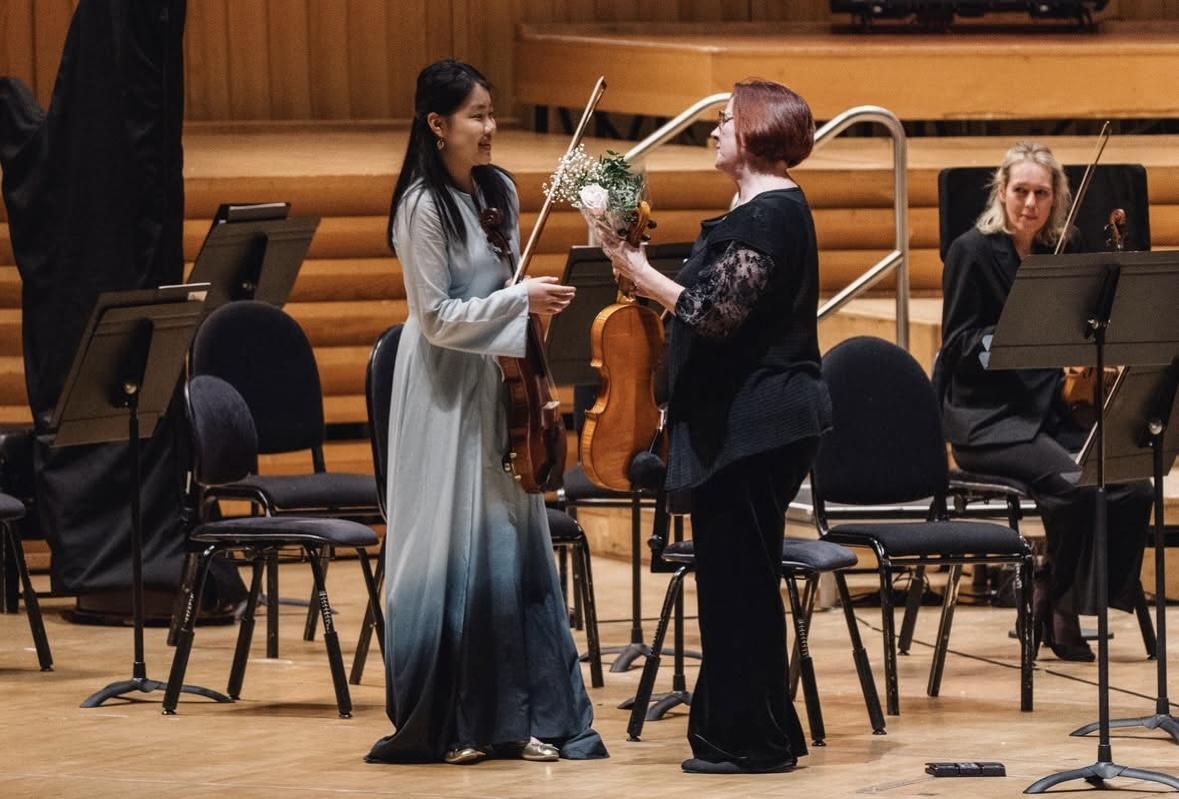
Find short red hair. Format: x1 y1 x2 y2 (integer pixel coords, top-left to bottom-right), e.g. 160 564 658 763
731 80 814 170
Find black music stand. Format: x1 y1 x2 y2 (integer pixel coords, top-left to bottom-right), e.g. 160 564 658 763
55 286 231 709
187 203 319 309
548 243 699 675
1070 361 1179 743
986 250 1179 793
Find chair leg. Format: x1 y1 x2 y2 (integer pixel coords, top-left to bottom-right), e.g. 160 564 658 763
266 551 279 658
878 565 901 716
227 557 265 699
308 548 352 718
627 566 688 741
927 565 963 698
570 545 585 631
835 572 886 734
788 573 821 700
350 536 386 686
163 546 216 714
898 564 926 655
574 537 604 688
1019 554 1034 712
166 550 199 647
1134 580 1157 659
785 571 825 746
2 527 18 613
358 548 385 657
304 547 332 641
6 525 52 671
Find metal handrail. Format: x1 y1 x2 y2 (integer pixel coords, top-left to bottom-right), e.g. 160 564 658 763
623 93 731 164
623 98 910 350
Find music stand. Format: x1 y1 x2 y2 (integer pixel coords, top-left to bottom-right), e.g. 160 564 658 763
548 243 688 385
987 250 1179 792
54 285 231 708
1070 361 1179 743
547 243 700 677
187 202 319 309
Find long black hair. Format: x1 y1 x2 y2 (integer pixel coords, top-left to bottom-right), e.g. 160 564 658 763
388 59 516 254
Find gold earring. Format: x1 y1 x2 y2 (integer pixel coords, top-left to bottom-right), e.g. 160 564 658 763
436 138 445 151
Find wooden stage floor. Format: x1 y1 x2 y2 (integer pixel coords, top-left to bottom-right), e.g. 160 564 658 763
3 557 1179 797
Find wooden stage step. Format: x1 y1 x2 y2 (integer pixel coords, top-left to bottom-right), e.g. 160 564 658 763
514 21 1179 121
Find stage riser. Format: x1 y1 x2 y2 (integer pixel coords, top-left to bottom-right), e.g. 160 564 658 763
515 22 1179 121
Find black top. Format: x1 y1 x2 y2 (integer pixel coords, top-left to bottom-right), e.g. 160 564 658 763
933 227 1075 448
665 187 832 491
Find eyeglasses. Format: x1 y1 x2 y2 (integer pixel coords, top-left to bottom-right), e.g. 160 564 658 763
717 111 734 127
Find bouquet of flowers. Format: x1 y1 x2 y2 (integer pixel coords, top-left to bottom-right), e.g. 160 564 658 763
544 146 649 240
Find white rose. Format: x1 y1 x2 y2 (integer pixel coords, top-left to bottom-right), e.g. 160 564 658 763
578 183 610 217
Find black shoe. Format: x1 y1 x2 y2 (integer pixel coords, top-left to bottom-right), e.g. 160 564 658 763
681 757 795 774
1048 608 1095 662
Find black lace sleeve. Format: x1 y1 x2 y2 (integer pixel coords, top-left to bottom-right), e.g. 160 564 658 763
674 242 774 339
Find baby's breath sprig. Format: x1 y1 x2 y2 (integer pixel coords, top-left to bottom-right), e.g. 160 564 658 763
543 147 647 234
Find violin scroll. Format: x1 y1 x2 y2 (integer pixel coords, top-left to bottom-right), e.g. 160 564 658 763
479 207 511 260
1104 207 1126 252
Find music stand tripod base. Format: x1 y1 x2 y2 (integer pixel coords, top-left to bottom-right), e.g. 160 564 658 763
82 676 231 709
1025 760 1179 793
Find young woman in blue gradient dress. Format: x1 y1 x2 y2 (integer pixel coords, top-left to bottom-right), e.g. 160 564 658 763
365 60 606 766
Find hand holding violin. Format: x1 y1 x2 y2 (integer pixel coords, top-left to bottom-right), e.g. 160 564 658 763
585 212 659 300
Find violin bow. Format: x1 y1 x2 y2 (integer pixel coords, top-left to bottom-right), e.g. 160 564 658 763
511 76 607 285
1055 120 1111 256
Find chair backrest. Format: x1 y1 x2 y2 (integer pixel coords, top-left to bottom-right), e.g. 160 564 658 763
365 325 403 519
814 336 948 505
938 163 1151 261
191 300 324 455
186 374 259 486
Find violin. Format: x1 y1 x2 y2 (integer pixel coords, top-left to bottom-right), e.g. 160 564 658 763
579 200 667 492
486 77 607 493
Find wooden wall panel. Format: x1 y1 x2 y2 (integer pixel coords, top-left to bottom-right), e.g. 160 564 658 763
307 0 352 118
348 0 391 118
4 0 1177 122
0 1 36 90
268 0 313 119
386 0 429 117
1112 0 1179 17
31 0 74 109
225 1 271 119
185 0 231 120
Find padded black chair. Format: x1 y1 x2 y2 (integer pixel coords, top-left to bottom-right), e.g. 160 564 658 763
0 492 52 671
814 336 1034 716
188 300 381 654
935 164 1157 656
625 528 885 745
165 375 380 718
347 325 603 688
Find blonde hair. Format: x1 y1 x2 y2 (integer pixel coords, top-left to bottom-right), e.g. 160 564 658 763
975 141 1072 248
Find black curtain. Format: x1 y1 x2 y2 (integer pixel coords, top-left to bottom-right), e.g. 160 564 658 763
0 1 240 601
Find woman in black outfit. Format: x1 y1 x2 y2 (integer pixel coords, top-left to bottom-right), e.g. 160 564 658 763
934 141 1151 661
593 79 830 774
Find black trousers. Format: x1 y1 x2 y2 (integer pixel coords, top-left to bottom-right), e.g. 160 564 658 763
954 431 1151 616
686 439 816 767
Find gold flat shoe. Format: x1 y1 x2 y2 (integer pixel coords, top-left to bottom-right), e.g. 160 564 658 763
444 746 487 765
519 739 559 762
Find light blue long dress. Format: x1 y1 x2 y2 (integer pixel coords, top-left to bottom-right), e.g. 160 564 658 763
366 178 606 763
